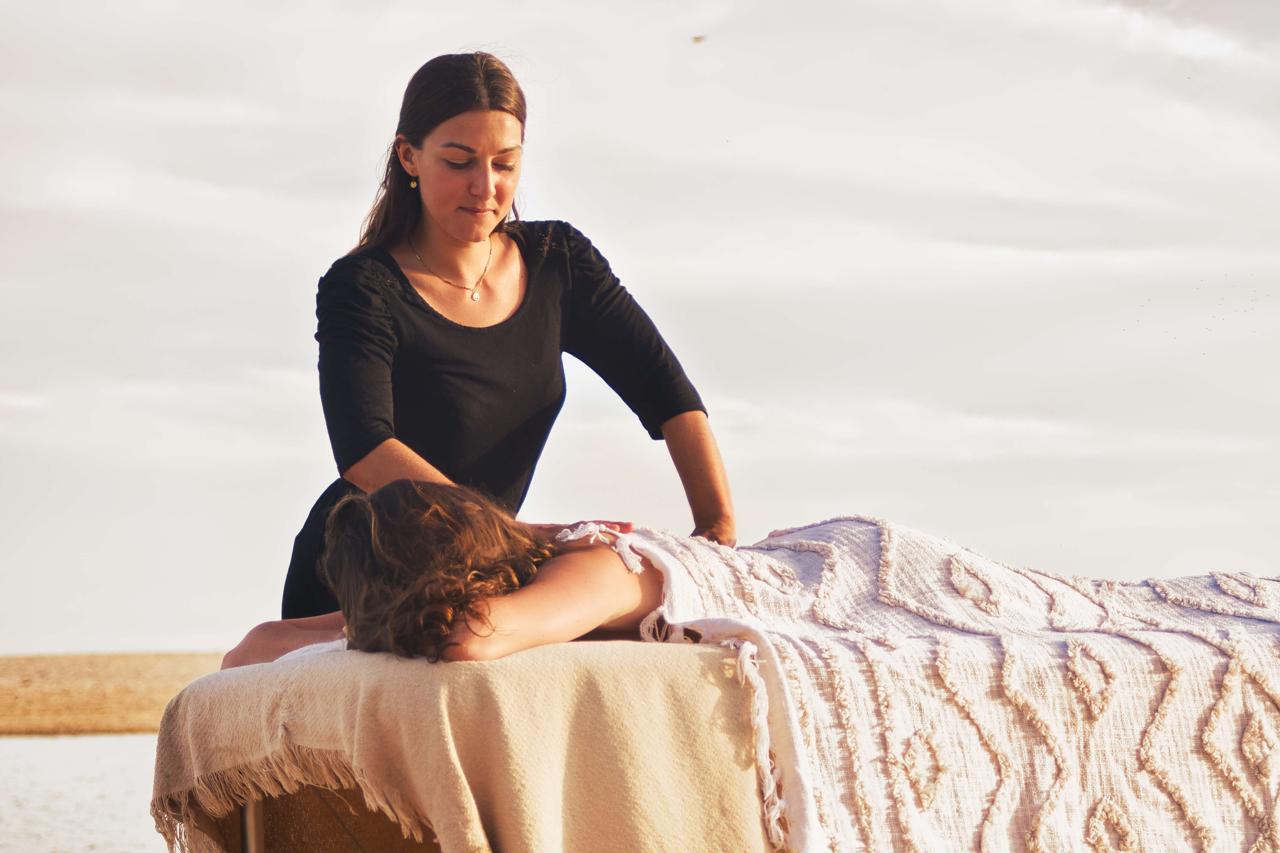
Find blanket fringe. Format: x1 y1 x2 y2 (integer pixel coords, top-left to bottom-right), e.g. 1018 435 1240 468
639 605 691 644
722 637 790 852
150 741 440 852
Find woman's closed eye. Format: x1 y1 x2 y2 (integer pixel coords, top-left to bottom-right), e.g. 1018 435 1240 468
445 160 517 171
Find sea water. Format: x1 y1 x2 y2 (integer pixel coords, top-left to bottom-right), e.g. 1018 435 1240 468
0 734 167 852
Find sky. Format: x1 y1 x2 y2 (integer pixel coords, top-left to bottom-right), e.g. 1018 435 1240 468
1 0 1276 654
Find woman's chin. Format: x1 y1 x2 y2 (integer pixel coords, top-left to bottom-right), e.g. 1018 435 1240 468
450 210 498 236
425 213 492 243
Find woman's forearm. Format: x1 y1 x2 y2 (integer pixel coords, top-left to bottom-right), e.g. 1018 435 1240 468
661 410 736 544
342 437 457 494
451 541 665 661
285 610 346 631
221 618 345 670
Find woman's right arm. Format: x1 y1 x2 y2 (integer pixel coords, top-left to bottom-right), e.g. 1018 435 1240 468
452 542 665 661
341 437 455 494
316 259 632 526
316 259 456 493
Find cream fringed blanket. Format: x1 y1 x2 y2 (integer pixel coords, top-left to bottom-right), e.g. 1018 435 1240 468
150 637 772 852
556 516 1280 852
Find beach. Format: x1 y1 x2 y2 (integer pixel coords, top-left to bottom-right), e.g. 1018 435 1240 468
0 653 222 736
0 653 222 852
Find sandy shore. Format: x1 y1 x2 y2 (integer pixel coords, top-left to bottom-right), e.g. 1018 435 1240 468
0 652 223 735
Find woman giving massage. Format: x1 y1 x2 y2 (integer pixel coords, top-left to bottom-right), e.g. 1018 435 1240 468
224 479 673 668
279 50 735 629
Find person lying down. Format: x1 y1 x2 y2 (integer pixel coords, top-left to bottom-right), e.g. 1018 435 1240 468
219 477 1280 850
222 478 677 669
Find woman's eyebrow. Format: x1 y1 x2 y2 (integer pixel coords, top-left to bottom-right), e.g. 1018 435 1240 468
440 142 522 154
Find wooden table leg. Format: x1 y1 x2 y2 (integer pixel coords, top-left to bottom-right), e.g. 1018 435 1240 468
240 797 265 853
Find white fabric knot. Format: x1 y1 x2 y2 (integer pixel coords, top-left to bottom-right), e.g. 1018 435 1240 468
554 522 646 574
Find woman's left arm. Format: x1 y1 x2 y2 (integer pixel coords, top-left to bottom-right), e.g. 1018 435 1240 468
661 410 736 546
558 221 736 544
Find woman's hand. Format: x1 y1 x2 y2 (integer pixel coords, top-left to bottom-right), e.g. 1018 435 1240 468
660 412 736 549
693 516 737 547
526 519 634 542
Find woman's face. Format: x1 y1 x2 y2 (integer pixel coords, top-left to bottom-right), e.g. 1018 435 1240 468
399 109 524 245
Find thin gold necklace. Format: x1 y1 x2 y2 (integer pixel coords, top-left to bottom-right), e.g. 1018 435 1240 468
408 231 493 302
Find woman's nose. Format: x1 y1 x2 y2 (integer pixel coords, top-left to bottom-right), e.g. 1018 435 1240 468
470 168 499 199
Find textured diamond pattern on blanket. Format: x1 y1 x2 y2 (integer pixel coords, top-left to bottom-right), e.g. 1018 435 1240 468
620 516 1280 852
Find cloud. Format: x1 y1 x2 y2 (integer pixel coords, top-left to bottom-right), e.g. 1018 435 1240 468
0 368 328 468
1113 8 1261 65
0 391 46 409
1015 0 1271 66
1108 0 1280 55
706 393 1272 463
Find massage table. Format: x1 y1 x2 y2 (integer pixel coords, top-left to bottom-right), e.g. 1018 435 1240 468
150 637 776 852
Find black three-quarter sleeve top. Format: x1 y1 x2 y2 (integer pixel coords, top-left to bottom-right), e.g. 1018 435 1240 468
315 219 706 514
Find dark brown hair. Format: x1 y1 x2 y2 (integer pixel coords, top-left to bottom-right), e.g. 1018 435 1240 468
318 479 555 661
348 52 528 256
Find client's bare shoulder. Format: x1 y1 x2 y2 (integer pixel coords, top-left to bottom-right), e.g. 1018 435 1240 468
538 538 656 576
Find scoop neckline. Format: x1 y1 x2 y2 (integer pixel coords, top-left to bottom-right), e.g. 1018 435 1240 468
373 223 534 333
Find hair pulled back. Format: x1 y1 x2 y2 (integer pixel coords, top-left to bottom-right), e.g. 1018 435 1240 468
350 52 527 256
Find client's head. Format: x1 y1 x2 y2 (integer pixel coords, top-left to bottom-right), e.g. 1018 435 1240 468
317 479 554 662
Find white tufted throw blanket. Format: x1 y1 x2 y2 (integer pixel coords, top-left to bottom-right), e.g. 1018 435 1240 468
556 516 1280 853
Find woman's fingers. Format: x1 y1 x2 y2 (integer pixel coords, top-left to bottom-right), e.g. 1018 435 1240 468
529 520 634 556
572 519 632 532
530 520 634 534
692 518 736 547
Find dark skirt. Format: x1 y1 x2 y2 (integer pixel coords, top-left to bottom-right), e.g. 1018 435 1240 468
281 477 363 619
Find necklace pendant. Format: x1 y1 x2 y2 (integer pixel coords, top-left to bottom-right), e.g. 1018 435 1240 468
470 291 480 301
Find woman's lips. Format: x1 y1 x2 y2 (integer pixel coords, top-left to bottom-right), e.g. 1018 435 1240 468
461 207 492 215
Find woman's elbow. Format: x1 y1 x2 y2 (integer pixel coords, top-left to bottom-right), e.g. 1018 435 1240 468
339 439 395 492
440 638 476 662
220 621 273 670
441 633 502 662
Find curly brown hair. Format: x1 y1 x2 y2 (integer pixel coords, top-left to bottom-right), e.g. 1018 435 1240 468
317 479 556 662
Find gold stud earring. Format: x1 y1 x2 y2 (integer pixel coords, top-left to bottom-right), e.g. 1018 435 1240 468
409 178 418 189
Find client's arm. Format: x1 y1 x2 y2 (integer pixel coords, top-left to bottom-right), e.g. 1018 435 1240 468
449 542 666 662
222 544 665 667
221 611 345 670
